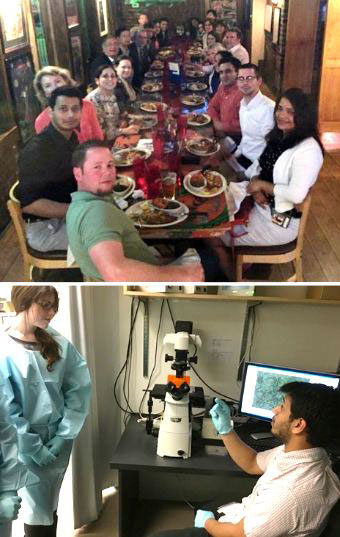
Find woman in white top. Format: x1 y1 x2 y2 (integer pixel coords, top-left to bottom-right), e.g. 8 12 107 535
86 65 139 143
216 88 324 277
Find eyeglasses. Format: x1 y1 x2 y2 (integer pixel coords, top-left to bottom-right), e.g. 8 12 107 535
36 300 58 311
237 76 257 82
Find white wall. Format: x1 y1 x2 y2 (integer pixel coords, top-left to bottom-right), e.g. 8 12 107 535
251 0 267 65
115 288 340 416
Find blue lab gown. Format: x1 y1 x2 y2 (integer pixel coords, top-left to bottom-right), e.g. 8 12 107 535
0 327 91 525
0 372 29 537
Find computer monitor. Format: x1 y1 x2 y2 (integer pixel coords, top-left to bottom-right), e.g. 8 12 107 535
239 362 340 421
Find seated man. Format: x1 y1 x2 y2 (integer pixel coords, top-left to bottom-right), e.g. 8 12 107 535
66 140 204 282
18 86 82 252
224 63 275 176
208 56 242 144
222 28 249 65
129 29 154 88
151 382 340 537
90 36 120 87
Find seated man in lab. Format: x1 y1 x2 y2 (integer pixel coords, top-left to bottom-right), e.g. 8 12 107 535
18 86 81 252
207 56 243 145
151 382 340 537
66 140 204 282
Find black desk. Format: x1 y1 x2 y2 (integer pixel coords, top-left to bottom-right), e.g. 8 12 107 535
110 416 248 537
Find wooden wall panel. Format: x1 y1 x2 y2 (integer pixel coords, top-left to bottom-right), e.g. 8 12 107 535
282 0 320 93
319 0 340 130
0 128 20 232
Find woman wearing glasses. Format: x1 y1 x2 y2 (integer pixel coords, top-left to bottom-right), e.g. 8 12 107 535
0 286 91 537
214 88 324 278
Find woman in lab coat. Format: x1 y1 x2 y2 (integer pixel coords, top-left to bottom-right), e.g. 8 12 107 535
0 286 91 537
0 371 28 537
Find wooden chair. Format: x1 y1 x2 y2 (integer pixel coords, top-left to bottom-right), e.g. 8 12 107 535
7 182 70 281
235 191 312 282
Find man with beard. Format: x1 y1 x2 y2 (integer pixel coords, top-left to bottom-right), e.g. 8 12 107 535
151 382 340 537
66 140 204 282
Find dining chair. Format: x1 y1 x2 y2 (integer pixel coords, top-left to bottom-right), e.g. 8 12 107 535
7 181 70 281
235 191 312 282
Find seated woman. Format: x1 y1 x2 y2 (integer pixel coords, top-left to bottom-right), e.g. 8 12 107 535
34 66 103 142
114 56 137 113
85 65 139 143
214 88 324 278
205 31 218 48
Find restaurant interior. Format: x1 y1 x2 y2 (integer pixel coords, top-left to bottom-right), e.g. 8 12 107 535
0 0 340 283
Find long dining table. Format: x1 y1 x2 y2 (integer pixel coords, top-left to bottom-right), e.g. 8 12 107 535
112 40 246 244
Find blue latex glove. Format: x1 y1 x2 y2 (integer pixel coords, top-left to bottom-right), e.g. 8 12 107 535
0 491 22 523
209 398 233 435
46 436 67 457
194 510 215 528
30 445 57 466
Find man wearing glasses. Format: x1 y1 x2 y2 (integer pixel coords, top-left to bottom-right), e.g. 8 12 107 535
224 64 275 177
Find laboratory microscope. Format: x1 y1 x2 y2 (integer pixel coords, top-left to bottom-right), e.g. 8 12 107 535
146 320 205 459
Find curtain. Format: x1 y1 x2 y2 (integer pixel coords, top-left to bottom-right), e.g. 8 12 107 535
69 286 102 528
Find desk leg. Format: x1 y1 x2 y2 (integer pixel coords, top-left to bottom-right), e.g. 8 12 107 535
118 469 139 537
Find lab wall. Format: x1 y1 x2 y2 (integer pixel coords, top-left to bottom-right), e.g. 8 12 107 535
116 289 340 416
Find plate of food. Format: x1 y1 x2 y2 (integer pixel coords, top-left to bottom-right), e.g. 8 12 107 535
112 175 135 199
181 94 206 107
127 114 157 129
185 137 219 156
184 67 205 78
141 81 163 93
139 101 168 113
145 70 162 79
186 82 208 92
113 148 151 167
187 113 211 127
157 47 176 59
126 200 189 227
183 169 226 197
150 60 164 70
151 197 183 215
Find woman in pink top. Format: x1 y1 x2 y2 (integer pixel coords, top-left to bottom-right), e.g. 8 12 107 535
33 66 103 142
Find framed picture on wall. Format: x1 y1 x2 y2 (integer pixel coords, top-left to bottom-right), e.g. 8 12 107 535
96 0 108 37
264 5 273 33
272 7 281 45
64 0 80 28
0 0 28 53
6 53 40 143
70 34 84 84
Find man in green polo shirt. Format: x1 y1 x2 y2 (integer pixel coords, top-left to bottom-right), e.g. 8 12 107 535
66 140 204 281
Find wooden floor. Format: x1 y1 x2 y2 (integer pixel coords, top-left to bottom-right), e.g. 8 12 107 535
1 140 340 283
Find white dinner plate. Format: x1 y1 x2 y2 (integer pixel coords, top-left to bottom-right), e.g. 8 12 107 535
187 114 211 127
139 101 168 113
113 148 151 167
183 170 227 198
185 138 220 156
181 95 206 107
126 200 189 228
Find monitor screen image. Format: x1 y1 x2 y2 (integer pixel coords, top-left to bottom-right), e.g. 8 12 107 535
239 362 340 421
